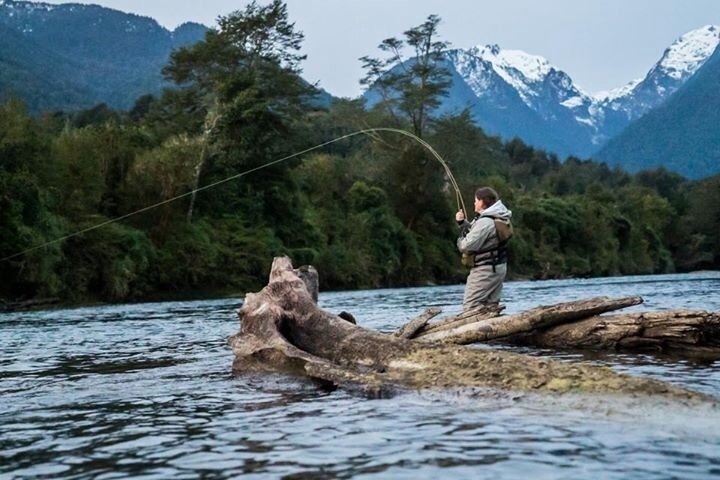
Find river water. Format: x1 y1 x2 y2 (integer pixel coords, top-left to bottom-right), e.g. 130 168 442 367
1 272 719 479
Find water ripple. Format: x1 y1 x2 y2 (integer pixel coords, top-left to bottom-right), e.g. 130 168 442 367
1 272 719 479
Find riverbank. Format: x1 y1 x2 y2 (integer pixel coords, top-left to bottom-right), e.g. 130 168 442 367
3 269 719 313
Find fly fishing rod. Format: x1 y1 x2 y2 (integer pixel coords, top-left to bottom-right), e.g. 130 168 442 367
1 128 467 263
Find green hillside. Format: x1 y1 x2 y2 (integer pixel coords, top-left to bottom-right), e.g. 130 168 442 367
0 0 206 112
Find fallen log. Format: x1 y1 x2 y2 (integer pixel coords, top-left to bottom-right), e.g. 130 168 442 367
508 310 720 358
413 304 504 337
394 308 442 338
415 296 643 344
228 257 703 399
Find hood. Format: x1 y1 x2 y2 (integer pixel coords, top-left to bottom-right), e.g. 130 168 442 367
480 199 512 220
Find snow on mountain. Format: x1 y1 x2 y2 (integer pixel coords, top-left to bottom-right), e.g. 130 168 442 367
467 44 553 104
658 24 720 80
448 48 496 96
432 25 720 157
1 0 60 13
440 44 599 156
458 44 593 112
594 79 642 102
560 96 585 108
597 25 719 124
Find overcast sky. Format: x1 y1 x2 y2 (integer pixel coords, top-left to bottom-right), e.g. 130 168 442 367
41 0 720 98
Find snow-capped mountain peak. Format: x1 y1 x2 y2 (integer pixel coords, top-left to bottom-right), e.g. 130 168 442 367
439 43 600 155
474 44 552 84
371 24 719 159
593 24 719 126
658 24 719 80
593 78 642 102
456 43 592 110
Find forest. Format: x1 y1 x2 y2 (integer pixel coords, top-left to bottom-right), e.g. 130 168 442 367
1 1 719 305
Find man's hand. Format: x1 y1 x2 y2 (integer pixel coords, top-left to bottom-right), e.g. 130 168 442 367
455 210 465 222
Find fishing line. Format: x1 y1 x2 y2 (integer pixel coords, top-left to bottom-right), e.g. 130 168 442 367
1 128 467 263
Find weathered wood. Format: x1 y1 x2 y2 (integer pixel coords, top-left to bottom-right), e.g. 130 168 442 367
414 304 504 338
417 296 644 344
394 307 442 338
294 265 319 303
510 310 720 358
228 257 703 399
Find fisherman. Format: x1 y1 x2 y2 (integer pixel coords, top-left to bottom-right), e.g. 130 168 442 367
455 187 513 310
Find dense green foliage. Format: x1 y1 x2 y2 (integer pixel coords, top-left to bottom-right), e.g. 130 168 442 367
2 6 719 305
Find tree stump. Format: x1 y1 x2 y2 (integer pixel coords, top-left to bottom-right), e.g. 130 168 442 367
228 257 705 399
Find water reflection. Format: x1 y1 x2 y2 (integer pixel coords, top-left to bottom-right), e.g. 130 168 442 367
1 272 719 478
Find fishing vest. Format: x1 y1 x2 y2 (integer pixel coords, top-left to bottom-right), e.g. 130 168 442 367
461 215 513 269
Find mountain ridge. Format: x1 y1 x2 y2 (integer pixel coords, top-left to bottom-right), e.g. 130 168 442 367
418 25 720 159
2 1 719 177
595 41 720 179
0 0 207 112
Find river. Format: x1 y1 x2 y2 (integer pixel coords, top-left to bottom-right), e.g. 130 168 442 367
1 272 719 479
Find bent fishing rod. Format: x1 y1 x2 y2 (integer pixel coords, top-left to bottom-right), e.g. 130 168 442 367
1 128 467 263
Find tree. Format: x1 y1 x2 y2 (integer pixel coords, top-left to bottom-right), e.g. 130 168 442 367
50 128 107 221
129 135 203 232
428 111 510 195
686 176 720 268
358 16 455 242
360 14 451 138
163 0 312 224
164 0 305 92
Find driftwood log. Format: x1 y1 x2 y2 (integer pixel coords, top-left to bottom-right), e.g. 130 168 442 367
393 307 442 338
404 298 720 358
228 257 706 399
414 296 643 344
413 304 504 337
508 310 720 358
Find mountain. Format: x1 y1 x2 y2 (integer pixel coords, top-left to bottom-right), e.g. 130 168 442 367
441 45 598 158
365 25 719 163
0 0 207 112
594 24 720 142
595 42 720 179
4 1 718 177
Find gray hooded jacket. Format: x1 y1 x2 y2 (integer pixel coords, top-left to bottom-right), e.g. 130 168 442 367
457 200 513 263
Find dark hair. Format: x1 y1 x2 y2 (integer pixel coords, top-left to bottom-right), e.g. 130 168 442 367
474 187 499 207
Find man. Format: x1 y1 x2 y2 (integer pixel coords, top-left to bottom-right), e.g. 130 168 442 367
455 187 513 310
